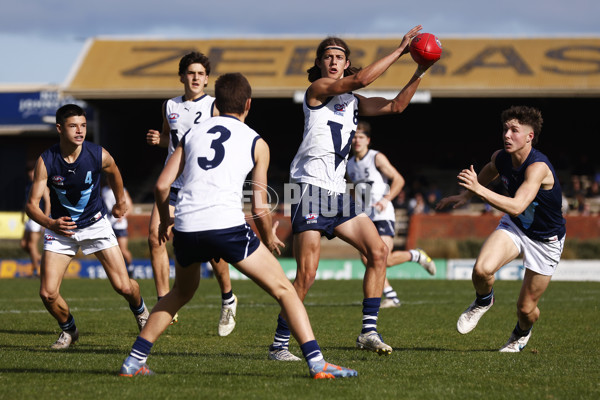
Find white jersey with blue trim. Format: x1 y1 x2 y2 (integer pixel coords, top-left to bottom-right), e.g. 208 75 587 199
289 92 358 194
174 115 260 232
101 186 128 230
347 150 395 222
165 93 216 190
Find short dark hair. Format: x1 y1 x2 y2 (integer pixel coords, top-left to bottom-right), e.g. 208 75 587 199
356 120 372 137
178 51 211 76
56 104 85 126
501 106 543 145
214 73 251 114
307 37 361 83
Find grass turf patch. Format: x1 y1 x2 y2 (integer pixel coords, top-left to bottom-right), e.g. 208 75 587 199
0 278 598 399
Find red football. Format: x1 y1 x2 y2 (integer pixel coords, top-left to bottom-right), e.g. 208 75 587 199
409 33 442 65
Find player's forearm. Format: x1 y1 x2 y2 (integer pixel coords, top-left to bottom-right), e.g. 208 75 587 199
387 175 405 200
158 131 170 148
252 205 274 244
25 203 51 229
355 48 404 88
106 173 126 205
475 188 525 217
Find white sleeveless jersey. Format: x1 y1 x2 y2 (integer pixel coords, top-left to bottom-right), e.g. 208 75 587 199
347 150 395 222
289 92 358 194
165 94 216 189
174 115 260 232
101 186 129 230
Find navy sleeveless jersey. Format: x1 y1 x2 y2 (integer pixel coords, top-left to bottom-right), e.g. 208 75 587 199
41 142 107 229
25 181 45 211
495 148 566 241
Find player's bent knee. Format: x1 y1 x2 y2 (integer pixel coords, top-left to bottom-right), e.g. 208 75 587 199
112 281 135 298
366 244 387 269
39 289 59 304
147 234 164 250
472 264 495 281
517 302 539 322
294 271 316 291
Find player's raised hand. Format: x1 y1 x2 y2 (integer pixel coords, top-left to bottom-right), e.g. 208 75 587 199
400 25 423 54
458 165 482 194
146 129 161 146
436 194 469 211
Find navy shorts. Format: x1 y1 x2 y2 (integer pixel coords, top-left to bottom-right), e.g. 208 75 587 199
290 183 358 240
172 223 260 267
169 187 180 206
112 228 128 238
373 220 395 237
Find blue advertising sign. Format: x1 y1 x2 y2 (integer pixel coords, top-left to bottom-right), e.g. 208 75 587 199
0 91 91 125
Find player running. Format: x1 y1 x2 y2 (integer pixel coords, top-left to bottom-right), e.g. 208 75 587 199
437 106 566 352
120 73 357 379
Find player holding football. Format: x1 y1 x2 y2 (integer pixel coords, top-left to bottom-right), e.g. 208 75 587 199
26 104 149 349
347 120 436 308
267 25 438 361
120 72 357 379
437 106 566 352
146 52 238 335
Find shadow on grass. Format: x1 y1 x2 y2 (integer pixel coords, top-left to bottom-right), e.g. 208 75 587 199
0 328 55 335
0 366 304 379
323 344 500 353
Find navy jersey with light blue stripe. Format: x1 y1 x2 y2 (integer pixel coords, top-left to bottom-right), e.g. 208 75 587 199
41 142 107 229
495 148 566 241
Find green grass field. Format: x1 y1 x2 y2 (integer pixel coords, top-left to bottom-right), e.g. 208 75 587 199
1 278 598 399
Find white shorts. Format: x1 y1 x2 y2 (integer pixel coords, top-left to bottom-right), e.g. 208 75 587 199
43 215 118 256
497 214 565 276
25 218 43 233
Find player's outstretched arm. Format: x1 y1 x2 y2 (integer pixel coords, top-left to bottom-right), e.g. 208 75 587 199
251 138 285 255
310 25 423 102
154 143 184 243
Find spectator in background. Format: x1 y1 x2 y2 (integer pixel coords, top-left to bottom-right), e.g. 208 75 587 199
425 188 441 213
586 179 600 200
566 175 587 213
408 192 429 215
393 188 409 212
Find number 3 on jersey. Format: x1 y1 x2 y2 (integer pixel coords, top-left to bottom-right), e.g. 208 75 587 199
197 125 231 170
328 121 355 169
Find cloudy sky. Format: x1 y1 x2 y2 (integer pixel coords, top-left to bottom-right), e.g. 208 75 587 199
1 0 598 85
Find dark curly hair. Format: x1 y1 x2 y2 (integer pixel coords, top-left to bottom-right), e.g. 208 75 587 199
178 51 211 76
501 106 543 145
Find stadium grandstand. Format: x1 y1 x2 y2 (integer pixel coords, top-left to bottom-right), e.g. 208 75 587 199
1 36 600 256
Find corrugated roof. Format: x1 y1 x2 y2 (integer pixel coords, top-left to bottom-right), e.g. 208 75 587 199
63 36 600 99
